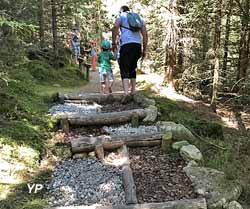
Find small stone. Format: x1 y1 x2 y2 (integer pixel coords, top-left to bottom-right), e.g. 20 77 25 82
180 145 203 162
172 140 190 150
226 201 243 209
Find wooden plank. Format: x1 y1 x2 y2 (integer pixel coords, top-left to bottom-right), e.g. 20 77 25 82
47 198 207 209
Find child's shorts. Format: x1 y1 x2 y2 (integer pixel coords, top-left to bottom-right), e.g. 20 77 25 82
99 72 114 83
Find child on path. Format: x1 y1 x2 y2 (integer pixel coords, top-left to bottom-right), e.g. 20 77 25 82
98 40 115 94
90 40 97 71
70 27 81 64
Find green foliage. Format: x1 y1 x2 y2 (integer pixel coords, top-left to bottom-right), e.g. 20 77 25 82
0 59 85 154
153 95 224 139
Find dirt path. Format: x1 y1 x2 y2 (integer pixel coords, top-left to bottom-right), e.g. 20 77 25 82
80 64 124 93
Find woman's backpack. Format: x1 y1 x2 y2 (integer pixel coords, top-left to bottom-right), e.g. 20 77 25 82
121 12 143 32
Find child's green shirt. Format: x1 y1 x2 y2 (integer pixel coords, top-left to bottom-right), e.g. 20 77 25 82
98 51 114 73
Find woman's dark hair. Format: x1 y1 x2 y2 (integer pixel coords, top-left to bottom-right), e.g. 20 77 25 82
120 5 130 12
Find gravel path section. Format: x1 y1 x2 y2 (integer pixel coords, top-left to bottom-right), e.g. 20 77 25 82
104 124 160 137
48 158 125 207
129 146 197 203
48 102 141 116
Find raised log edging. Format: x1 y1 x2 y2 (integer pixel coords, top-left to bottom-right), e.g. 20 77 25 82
71 134 164 154
119 145 138 204
47 198 207 209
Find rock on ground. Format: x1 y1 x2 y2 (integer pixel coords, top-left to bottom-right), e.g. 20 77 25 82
172 141 190 150
183 166 242 209
180 145 203 162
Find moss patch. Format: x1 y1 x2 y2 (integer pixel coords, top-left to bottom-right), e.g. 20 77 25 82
152 95 223 139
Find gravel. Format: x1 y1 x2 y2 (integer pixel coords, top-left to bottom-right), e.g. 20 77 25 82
47 158 125 207
48 101 141 116
129 146 197 203
48 103 101 116
103 124 160 137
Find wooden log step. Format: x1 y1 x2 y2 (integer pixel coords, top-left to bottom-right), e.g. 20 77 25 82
67 109 147 126
71 133 163 154
47 198 207 209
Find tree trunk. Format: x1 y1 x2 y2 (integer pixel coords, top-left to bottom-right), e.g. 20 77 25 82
222 1 232 83
177 0 185 73
164 0 178 87
237 0 250 94
51 0 59 65
211 0 222 111
38 0 45 48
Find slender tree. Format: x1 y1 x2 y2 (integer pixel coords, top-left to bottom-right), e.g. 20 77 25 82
164 0 179 87
38 0 45 48
236 0 250 94
222 0 232 83
211 0 223 111
51 0 59 64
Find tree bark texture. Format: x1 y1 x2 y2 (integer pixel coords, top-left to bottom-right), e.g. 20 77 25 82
38 0 45 48
62 109 147 126
71 134 163 154
211 0 222 111
237 0 250 94
51 0 59 61
222 1 232 82
164 0 178 86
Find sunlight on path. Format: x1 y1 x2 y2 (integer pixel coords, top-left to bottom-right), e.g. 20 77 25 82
80 63 123 93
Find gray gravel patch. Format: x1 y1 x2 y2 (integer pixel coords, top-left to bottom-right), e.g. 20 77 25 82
48 103 101 116
47 158 125 207
103 124 160 137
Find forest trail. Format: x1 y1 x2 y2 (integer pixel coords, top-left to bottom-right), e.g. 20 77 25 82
80 65 242 130
79 64 124 93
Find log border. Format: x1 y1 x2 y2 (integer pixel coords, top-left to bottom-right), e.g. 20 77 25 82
71 134 164 154
47 198 207 209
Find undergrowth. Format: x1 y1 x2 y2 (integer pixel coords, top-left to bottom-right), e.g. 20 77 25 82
0 59 86 209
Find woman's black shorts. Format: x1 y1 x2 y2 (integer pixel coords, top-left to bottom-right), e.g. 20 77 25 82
119 43 142 79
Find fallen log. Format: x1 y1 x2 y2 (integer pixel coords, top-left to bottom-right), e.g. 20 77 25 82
71 134 163 154
47 198 207 209
66 109 147 126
